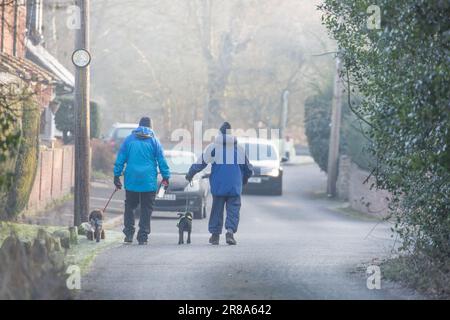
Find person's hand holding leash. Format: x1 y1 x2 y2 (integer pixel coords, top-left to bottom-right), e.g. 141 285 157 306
185 174 193 183
114 176 122 190
161 178 170 188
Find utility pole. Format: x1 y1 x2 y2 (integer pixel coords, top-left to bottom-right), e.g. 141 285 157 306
73 0 90 226
279 89 290 138
327 57 343 197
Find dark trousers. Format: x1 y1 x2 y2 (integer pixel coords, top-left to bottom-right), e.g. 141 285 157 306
209 195 241 235
123 191 156 242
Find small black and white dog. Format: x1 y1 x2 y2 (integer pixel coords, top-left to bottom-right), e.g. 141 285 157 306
177 212 193 244
87 209 105 243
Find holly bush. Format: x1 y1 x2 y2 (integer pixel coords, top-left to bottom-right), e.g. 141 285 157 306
319 0 450 269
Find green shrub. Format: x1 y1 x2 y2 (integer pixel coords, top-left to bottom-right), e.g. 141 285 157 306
54 98 75 144
320 0 450 268
91 138 114 174
304 80 371 172
54 97 101 143
304 87 332 172
90 101 101 140
341 115 374 172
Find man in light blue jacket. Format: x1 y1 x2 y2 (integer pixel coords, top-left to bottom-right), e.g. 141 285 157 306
113 117 170 245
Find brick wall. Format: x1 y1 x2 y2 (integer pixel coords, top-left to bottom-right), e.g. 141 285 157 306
1 1 27 58
337 155 391 218
27 145 74 211
1 1 54 112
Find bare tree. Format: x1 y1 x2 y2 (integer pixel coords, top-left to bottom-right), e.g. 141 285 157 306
188 0 277 128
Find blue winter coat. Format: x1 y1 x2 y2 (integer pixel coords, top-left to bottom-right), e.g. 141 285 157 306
188 134 253 196
113 126 170 192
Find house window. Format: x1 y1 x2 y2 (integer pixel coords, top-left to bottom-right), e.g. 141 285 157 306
26 0 42 44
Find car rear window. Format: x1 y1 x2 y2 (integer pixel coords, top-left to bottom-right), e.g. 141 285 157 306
242 143 278 161
115 128 135 139
165 154 195 174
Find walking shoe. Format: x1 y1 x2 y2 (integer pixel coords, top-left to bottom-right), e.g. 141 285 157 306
138 241 148 245
226 232 237 245
209 234 220 245
124 236 133 244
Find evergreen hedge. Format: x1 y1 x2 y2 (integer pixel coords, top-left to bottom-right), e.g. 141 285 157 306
320 0 450 276
55 97 101 143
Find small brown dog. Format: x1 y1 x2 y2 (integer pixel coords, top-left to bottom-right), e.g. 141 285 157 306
86 189 117 242
87 209 105 242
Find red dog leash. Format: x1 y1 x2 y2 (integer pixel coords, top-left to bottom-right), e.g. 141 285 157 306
103 188 118 213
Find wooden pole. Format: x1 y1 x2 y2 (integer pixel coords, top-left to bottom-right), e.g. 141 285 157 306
279 89 290 138
327 57 343 197
74 0 90 226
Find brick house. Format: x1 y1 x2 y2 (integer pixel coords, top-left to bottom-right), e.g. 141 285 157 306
1 0 74 145
1 0 76 212
1 0 56 113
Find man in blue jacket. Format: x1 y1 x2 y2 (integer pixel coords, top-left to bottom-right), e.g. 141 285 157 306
186 122 253 245
113 117 170 245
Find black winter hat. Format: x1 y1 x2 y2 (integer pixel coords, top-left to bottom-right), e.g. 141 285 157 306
219 122 231 134
139 117 152 128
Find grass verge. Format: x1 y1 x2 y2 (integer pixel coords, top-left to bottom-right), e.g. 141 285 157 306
331 203 384 222
65 231 122 274
0 221 122 274
382 254 450 299
0 221 61 243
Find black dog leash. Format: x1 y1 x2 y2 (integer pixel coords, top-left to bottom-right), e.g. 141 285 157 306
178 180 194 227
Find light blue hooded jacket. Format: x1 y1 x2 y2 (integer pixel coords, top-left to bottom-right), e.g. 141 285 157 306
113 126 170 192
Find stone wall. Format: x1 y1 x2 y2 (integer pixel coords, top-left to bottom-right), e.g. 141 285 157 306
337 155 391 218
0 230 72 300
27 145 74 212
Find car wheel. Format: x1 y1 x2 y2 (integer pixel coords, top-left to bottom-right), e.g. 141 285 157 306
193 207 203 220
194 198 208 220
202 205 207 218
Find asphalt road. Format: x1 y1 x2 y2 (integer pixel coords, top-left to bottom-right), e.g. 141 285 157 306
81 163 420 299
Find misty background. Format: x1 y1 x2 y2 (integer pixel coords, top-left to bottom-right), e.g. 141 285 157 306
42 0 335 143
